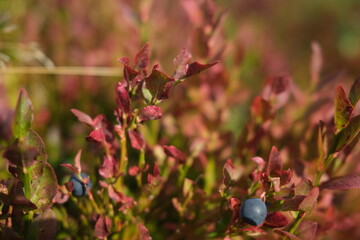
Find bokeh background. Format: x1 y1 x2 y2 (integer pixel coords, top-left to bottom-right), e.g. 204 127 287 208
1 0 360 239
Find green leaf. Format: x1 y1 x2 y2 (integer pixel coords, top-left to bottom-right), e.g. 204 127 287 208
334 86 353 133
349 77 360 107
25 129 48 180
13 89 34 139
29 162 58 212
331 114 360 153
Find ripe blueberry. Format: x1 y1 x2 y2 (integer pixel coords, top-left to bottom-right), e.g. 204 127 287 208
69 173 92 198
239 198 267 226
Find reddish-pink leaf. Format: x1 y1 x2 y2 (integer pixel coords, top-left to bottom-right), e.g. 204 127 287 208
279 169 292 186
71 109 93 127
267 146 282 176
269 75 290 94
99 156 117 178
117 57 130 65
137 224 152 240
296 220 317 240
252 157 266 169
281 195 306 211
60 163 78 174
163 145 187 164
116 82 131 114
173 48 192 80
251 96 273 122
299 187 319 215
94 215 112 239
349 77 360 107
128 166 140 176
128 130 145 150
230 198 241 225
52 189 70 204
153 162 160 177
140 106 162 122
320 175 360 190
222 159 237 186
135 43 150 70
86 128 105 143
185 61 218 78
334 85 353 133
264 212 289 228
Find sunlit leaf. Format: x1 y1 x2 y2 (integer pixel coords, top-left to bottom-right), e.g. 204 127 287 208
334 85 353 133
13 89 34 139
349 77 360 107
29 162 58 212
331 114 360 153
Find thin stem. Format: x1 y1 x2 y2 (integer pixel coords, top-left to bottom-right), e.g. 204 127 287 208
87 189 101 214
119 123 128 175
289 211 305 234
314 154 333 186
137 149 145 187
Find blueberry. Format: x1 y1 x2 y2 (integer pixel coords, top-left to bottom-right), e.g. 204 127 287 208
239 198 267 226
69 173 92 198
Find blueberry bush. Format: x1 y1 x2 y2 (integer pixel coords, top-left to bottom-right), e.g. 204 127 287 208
0 1 360 240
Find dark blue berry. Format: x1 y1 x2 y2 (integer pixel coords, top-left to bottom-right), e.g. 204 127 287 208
69 173 92 198
239 198 267 226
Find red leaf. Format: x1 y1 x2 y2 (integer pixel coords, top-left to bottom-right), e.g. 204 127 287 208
264 212 289 228
320 175 360 190
94 215 112 239
267 146 282 176
334 85 353 133
296 220 317 240
185 61 218 78
230 198 241 225
135 43 150 70
153 162 160 177
274 230 301 240
269 75 290 94
137 224 152 240
163 145 187 164
116 82 131 114
99 156 117 178
107 185 134 211
86 129 105 143
128 166 140 176
279 169 292 186
144 69 175 101
251 96 273 122
128 130 145 150
173 48 192 80
349 77 360 106
140 106 162 122
299 187 319 215
71 109 93 127
60 163 78 174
